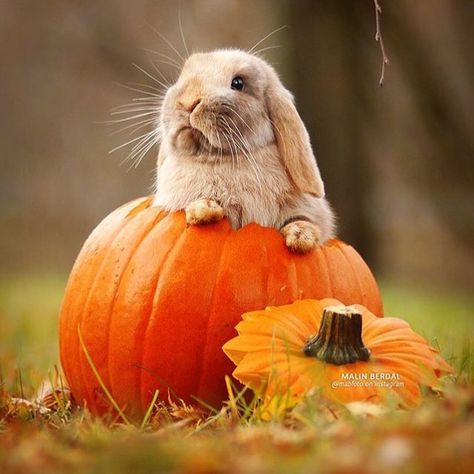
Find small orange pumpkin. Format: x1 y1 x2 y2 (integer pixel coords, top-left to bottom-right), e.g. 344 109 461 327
59 197 383 417
223 299 452 408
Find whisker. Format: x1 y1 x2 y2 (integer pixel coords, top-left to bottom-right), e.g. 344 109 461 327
113 81 162 98
103 104 159 118
111 118 157 136
127 81 164 93
224 116 265 196
121 134 151 164
150 58 181 71
118 105 161 112
109 130 158 154
111 102 159 115
222 120 236 171
221 104 257 137
108 111 158 123
147 24 185 64
130 129 160 152
112 95 163 108
124 128 161 166
142 48 182 69
220 118 237 170
133 63 171 89
252 45 282 56
131 96 164 102
109 108 157 122
149 61 173 87
213 115 224 163
111 103 160 112
178 9 190 58
129 135 159 170
222 109 266 192
222 117 243 170
248 25 287 54
106 52 167 171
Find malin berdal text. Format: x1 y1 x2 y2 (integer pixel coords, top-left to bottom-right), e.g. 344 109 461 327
341 372 401 381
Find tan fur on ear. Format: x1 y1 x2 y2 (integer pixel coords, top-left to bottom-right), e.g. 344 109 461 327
265 72 325 198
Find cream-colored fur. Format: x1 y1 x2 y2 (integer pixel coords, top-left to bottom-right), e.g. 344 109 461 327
153 49 335 251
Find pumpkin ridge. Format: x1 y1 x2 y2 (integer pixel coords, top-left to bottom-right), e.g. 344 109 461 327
287 259 299 301
336 244 364 306
104 209 167 406
345 246 383 315
138 218 189 410
82 208 164 411
125 196 154 218
192 224 233 401
106 212 192 414
317 246 334 297
76 206 153 411
60 199 144 401
308 251 331 303
288 250 313 300
262 234 270 308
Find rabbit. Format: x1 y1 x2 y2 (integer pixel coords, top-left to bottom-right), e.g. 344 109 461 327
153 48 335 253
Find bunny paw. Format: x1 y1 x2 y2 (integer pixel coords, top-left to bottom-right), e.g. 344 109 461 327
281 221 320 254
185 199 224 225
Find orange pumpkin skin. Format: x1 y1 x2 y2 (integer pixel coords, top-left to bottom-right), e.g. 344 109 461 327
59 197 383 417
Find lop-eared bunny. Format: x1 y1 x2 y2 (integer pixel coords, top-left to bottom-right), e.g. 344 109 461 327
153 49 335 252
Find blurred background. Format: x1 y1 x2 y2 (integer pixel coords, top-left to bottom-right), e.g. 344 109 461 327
1 0 473 291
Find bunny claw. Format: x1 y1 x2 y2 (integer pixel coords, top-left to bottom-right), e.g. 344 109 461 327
281 221 320 254
185 199 224 225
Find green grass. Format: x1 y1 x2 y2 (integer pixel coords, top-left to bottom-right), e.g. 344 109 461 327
1 274 473 473
381 282 474 382
0 274 65 396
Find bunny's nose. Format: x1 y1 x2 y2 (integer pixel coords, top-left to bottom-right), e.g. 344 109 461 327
179 98 202 113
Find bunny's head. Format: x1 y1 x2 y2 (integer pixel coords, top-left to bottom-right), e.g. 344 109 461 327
159 49 325 197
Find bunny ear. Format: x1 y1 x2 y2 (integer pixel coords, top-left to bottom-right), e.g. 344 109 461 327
266 80 325 198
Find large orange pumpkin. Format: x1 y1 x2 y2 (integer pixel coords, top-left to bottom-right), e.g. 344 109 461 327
59 197 383 417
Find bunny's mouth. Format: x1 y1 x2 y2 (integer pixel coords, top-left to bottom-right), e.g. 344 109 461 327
175 126 221 156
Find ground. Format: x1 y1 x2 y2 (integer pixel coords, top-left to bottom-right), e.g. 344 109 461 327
1 275 473 473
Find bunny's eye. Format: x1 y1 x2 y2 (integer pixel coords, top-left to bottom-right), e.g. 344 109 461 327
231 76 245 91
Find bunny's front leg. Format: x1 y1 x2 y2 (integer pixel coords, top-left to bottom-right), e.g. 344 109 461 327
280 220 321 254
185 199 224 225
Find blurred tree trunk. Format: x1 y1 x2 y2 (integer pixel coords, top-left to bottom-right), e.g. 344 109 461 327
286 0 375 264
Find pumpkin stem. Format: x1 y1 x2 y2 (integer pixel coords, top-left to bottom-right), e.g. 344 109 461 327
303 305 370 365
